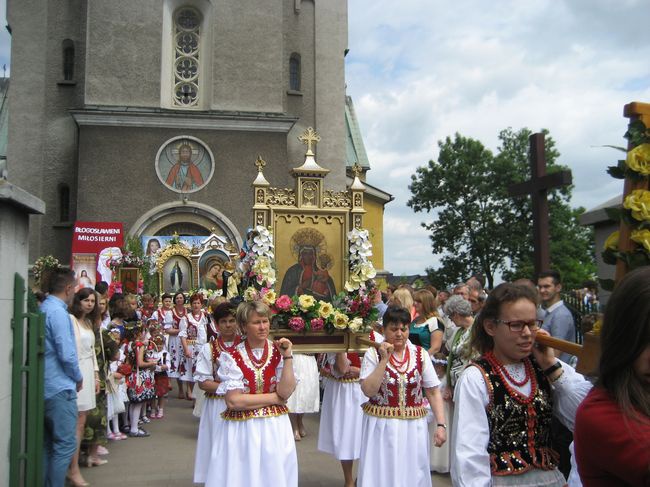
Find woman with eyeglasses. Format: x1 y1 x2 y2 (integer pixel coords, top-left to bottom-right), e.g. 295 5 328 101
451 283 591 487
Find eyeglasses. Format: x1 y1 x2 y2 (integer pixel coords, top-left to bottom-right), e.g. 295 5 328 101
496 319 542 333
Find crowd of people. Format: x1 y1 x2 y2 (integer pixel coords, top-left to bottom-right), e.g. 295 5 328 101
40 266 650 487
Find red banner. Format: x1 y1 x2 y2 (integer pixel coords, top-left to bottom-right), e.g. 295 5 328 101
71 221 124 288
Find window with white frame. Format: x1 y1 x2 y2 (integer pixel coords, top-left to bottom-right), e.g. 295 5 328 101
173 7 202 108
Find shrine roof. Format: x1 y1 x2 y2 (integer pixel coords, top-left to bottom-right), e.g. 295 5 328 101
579 194 622 226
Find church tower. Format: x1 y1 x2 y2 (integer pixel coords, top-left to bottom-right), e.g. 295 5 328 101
6 0 349 261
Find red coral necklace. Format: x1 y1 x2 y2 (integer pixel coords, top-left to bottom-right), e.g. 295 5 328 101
485 351 537 404
389 346 410 374
245 340 269 369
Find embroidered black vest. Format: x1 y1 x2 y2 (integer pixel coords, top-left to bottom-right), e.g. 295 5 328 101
473 356 559 476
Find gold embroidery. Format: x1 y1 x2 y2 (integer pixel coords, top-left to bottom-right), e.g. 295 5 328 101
361 402 427 419
222 404 289 421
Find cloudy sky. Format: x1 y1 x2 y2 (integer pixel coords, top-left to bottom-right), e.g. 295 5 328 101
1 1 648 276
346 0 650 276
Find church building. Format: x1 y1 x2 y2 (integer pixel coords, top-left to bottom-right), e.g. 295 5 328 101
6 0 390 274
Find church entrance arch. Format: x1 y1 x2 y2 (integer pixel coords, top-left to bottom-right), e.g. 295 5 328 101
129 201 243 248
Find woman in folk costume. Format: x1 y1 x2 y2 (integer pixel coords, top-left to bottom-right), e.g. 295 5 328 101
205 301 297 487
178 293 209 401
318 351 366 487
451 283 592 487
167 291 187 398
358 306 447 487
193 302 241 483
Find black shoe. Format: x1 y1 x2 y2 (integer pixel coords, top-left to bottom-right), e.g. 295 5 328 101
120 425 130 434
128 429 150 438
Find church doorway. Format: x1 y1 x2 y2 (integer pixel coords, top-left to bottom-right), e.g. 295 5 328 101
128 201 243 248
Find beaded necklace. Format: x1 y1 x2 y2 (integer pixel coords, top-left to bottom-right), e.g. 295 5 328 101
218 335 241 354
485 350 537 404
389 346 410 374
244 340 269 369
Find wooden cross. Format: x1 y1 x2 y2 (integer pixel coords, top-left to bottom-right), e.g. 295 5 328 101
508 133 573 276
298 127 321 156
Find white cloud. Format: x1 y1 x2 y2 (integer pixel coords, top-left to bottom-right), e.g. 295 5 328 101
347 0 650 276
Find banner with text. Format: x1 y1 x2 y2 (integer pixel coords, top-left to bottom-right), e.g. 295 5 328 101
72 221 124 289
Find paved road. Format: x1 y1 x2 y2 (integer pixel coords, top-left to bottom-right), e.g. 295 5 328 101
83 397 452 486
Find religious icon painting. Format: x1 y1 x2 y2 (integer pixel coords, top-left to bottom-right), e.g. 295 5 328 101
119 267 140 295
198 249 230 292
72 253 97 292
155 135 215 193
275 220 345 302
161 255 193 293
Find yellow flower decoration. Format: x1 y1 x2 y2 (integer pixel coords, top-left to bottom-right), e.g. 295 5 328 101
261 290 276 306
603 230 620 251
298 294 316 311
625 143 650 175
333 311 349 330
631 228 650 252
623 189 650 221
318 301 334 319
348 317 364 333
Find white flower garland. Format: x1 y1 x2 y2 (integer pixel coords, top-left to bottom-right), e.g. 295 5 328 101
243 226 276 300
345 228 376 292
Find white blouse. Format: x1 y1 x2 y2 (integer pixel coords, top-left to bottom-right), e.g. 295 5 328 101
217 342 286 393
450 360 593 487
360 343 439 390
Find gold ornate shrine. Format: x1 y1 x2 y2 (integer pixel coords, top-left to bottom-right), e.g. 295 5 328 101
253 127 367 298
155 233 239 294
253 128 371 352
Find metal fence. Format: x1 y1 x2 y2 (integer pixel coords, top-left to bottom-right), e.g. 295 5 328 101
10 273 45 486
561 292 601 344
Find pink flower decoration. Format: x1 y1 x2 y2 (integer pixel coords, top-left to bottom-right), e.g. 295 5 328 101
275 295 293 312
310 318 324 331
288 316 305 332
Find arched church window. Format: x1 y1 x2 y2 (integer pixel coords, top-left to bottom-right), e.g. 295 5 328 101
173 7 202 108
58 184 71 222
289 53 301 91
62 39 75 81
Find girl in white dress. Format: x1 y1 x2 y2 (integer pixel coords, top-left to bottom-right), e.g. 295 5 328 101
287 353 320 441
205 301 297 487
318 352 365 487
193 302 241 483
358 306 447 487
68 289 101 486
168 292 187 398
178 293 209 400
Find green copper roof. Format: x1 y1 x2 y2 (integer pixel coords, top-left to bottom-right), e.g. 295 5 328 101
345 95 370 169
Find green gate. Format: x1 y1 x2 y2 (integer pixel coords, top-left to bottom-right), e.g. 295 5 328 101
10 273 46 487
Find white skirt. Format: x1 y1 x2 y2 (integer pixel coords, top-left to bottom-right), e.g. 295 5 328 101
192 390 206 418
193 396 227 483
358 414 431 487
205 414 297 487
77 355 96 412
286 354 320 413
318 377 365 460
167 335 182 379
429 396 451 473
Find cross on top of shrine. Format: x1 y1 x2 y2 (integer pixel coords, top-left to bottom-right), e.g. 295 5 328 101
298 127 321 156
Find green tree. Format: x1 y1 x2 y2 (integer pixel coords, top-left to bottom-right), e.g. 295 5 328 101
408 128 596 290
